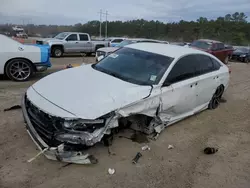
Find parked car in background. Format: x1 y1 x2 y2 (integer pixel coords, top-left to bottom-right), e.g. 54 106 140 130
22 43 229 163
230 47 250 63
190 39 234 64
96 38 169 61
36 32 109 57
0 34 51 81
104 37 126 47
171 42 190 46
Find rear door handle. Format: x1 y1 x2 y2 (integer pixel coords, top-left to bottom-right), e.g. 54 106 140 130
75 42 79 43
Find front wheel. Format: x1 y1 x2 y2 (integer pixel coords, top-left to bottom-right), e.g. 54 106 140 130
52 46 63 58
5 59 34 81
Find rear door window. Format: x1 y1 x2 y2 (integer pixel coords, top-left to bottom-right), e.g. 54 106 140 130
195 55 215 75
79 34 89 41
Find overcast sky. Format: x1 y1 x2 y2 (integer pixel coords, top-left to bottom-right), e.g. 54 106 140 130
1 0 250 25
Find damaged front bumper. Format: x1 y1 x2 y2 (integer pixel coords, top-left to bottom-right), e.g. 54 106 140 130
21 95 98 164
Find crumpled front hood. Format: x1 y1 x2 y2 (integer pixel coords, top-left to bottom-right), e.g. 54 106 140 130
98 47 119 53
31 65 151 119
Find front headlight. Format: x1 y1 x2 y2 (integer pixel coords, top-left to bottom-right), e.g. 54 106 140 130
63 119 105 129
240 54 246 57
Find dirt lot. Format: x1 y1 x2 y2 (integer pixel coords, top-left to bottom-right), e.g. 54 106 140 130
0 57 250 188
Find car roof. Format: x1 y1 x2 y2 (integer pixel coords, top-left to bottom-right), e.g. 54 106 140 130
126 42 210 58
126 38 159 42
60 32 89 35
197 39 222 43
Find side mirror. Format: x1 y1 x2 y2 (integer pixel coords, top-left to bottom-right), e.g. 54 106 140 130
97 55 105 62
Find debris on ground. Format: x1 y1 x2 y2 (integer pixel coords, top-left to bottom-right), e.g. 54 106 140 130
65 64 73 69
203 147 218 154
132 152 142 164
108 168 115 175
141 145 151 151
168 145 174 149
3 105 21 112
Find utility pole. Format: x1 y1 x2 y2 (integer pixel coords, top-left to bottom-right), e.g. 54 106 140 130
98 10 109 39
98 9 102 39
104 11 108 38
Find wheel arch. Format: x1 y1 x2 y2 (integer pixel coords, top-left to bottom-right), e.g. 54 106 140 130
4 57 35 75
51 44 64 53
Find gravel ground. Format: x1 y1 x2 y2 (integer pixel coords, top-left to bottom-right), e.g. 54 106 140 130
0 57 250 188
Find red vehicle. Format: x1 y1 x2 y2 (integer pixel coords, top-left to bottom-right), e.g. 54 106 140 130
190 39 234 64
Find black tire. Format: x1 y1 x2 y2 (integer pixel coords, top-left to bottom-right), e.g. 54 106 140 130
208 85 224 109
244 57 249 64
52 46 63 57
5 59 34 82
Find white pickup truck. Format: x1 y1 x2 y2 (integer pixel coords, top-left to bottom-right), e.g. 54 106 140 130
36 32 109 57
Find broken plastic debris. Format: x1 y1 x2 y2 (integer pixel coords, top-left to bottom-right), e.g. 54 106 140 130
108 168 115 175
27 148 49 163
141 145 151 151
132 152 142 164
168 145 174 149
203 147 218 154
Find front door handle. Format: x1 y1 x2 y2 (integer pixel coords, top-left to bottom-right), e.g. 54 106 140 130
75 42 79 43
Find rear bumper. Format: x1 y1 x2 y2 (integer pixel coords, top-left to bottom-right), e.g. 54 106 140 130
34 62 51 72
21 94 96 164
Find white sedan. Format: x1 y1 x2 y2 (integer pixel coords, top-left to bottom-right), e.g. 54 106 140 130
0 34 51 81
22 43 230 163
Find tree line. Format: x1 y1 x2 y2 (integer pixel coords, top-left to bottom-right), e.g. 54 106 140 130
0 12 249 45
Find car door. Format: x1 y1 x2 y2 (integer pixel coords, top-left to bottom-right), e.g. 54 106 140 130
64 34 79 52
194 54 222 110
160 55 200 122
79 34 91 52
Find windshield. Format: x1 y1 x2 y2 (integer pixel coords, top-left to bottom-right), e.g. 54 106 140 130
117 40 137 47
190 40 212 50
54 32 69 40
235 48 249 53
92 47 174 85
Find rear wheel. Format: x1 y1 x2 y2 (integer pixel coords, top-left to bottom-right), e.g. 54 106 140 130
208 85 224 109
5 59 34 81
